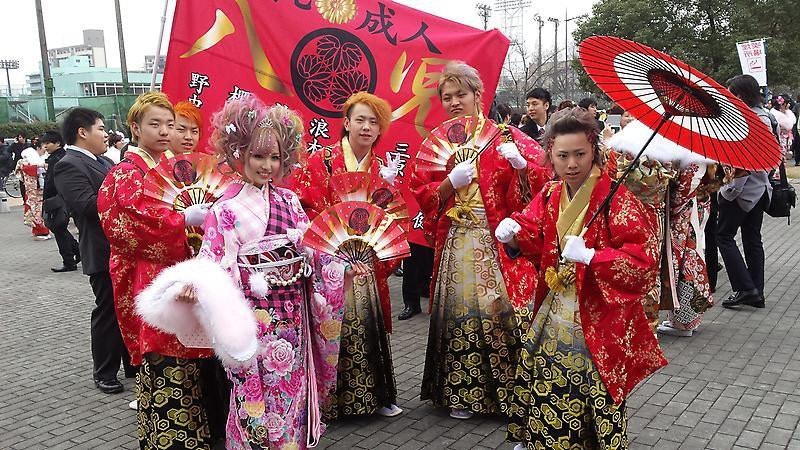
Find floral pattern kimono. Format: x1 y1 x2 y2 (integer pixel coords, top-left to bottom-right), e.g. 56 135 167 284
662 163 713 331
18 158 49 236
198 182 345 449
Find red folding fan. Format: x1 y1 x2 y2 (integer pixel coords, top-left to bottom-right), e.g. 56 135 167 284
142 153 235 253
415 115 500 172
329 172 409 224
302 201 410 266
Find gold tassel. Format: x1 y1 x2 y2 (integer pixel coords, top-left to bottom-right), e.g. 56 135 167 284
544 264 576 294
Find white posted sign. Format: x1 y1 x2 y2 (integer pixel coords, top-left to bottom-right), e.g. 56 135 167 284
736 39 767 86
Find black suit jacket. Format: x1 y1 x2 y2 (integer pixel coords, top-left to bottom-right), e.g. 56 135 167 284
43 147 66 201
53 149 114 275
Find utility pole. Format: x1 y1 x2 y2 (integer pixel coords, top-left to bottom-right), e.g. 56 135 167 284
114 0 130 94
548 17 559 94
34 0 54 121
563 11 586 101
533 15 544 72
476 3 491 30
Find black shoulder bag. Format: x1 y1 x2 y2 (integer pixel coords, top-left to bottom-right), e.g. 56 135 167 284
766 162 796 224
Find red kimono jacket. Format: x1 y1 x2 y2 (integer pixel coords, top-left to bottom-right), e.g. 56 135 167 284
98 149 212 365
409 123 551 309
511 173 668 404
289 140 399 332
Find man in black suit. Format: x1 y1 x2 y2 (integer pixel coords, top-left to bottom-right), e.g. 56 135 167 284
41 131 80 272
520 87 551 145
54 108 132 394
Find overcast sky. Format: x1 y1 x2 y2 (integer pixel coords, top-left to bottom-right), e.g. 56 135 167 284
3 0 597 90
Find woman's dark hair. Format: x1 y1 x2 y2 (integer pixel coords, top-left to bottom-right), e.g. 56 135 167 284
40 130 64 147
557 100 576 111
542 107 603 166
577 96 598 109
61 107 104 146
726 75 762 108
108 132 123 147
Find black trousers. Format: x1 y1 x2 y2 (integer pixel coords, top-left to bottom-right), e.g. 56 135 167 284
717 193 769 295
704 195 719 292
793 131 800 165
401 242 434 311
52 222 79 266
89 271 133 381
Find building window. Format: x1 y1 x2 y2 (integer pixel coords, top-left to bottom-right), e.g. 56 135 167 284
84 82 161 96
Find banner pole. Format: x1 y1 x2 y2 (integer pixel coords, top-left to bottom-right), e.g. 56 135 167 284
150 0 170 91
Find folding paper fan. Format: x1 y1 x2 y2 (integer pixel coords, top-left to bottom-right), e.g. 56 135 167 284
302 201 410 265
329 172 409 222
415 115 500 172
143 153 233 212
142 153 235 253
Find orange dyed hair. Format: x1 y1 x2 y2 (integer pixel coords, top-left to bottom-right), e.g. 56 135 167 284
341 92 392 134
173 101 203 136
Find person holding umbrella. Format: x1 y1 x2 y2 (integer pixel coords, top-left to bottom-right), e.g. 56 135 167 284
497 107 667 448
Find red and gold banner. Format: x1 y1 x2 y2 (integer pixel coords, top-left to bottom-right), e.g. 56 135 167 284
162 0 510 244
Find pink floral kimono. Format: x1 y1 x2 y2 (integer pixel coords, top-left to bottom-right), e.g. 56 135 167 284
198 182 345 449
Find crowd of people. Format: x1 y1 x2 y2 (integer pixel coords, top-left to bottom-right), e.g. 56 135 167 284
4 61 783 449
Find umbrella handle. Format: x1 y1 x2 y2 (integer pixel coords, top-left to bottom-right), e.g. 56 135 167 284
583 113 672 230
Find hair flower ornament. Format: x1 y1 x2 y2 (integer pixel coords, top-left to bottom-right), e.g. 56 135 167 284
225 123 237 134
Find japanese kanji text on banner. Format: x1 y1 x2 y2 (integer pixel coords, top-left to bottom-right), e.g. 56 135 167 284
161 0 511 246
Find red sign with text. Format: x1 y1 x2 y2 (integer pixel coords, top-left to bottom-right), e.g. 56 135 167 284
162 0 510 244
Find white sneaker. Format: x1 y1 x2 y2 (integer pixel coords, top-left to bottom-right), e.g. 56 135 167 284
657 322 693 337
449 408 474 420
128 399 138 410
34 234 52 241
513 444 526 450
376 404 403 417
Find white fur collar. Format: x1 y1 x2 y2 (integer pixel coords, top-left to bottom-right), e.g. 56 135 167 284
608 120 717 168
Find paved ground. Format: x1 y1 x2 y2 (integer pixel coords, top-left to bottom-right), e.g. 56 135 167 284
1 190 799 449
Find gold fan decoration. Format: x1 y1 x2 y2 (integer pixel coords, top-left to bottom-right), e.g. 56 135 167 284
415 115 500 172
329 172 409 227
142 153 235 253
302 201 410 266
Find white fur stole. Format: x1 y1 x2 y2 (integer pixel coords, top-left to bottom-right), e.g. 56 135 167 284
135 257 259 369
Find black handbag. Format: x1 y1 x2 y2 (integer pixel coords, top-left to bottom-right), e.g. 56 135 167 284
766 162 796 224
42 195 69 230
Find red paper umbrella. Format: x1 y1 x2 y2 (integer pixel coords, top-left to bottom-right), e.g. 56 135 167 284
579 35 781 171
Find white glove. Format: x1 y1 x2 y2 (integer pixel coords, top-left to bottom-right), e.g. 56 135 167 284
562 235 595 265
447 161 475 189
379 153 401 185
498 142 527 170
184 203 211 227
495 218 521 243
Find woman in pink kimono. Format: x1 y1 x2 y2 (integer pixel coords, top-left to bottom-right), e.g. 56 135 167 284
198 96 345 449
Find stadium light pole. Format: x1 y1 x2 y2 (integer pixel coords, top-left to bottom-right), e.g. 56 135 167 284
0 60 19 97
